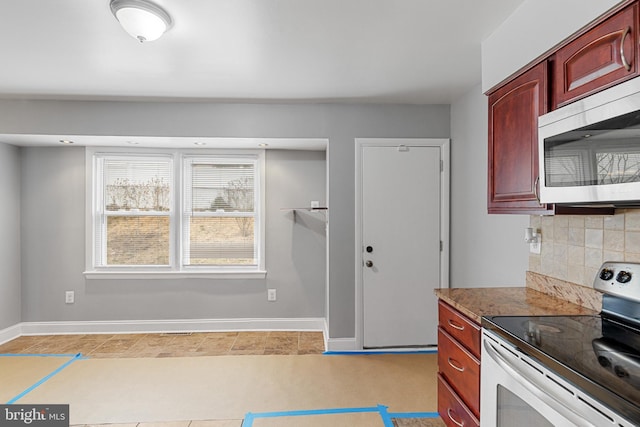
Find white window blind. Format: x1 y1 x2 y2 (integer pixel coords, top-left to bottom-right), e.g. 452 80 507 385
183 157 258 267
96 155 173 267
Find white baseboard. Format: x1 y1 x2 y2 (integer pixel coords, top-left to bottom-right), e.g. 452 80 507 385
0 323 22 346
1 318 327 345
324 337 437 353
326 337 357 351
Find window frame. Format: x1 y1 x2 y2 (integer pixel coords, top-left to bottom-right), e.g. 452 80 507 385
85 147 266 279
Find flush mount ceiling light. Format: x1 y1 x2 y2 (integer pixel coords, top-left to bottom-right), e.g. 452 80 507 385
110 0 172 43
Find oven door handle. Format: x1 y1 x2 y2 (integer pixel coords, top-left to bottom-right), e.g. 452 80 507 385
483 338 597 427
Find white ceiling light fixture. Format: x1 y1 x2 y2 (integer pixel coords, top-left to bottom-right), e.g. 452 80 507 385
109 0 172 43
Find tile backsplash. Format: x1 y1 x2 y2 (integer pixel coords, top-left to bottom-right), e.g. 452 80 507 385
529 209 640 288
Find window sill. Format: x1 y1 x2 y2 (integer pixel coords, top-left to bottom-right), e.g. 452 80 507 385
83 270 267 280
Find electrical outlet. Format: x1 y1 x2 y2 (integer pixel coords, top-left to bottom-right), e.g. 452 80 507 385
530 241 541 254
65 291 75 304
267 289 277 302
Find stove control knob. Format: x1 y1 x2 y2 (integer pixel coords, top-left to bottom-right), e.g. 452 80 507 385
597 356 612 368
614 365 630 379
616 270 632 284
599 268 615 281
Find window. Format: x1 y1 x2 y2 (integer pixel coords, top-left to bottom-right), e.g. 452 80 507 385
96 155 173 267
183 157 258 267
87 149 265 278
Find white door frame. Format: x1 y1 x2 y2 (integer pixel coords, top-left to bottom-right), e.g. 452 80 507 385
355 138 450 350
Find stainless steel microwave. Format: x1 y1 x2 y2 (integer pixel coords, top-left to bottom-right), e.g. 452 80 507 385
538 77 640 206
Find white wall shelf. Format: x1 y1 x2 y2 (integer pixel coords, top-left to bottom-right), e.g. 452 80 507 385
280 207 328 222
280 207 328 212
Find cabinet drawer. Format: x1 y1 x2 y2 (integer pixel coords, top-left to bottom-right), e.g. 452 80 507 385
553 3 638 108
438 373 480 427
438 301 481 358
438 327 480 417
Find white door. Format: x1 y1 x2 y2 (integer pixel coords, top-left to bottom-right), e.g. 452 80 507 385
358 140 447 348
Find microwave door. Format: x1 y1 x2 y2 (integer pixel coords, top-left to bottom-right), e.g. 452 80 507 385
544 142 594 188
542 132 640 188
539 109 640 204
595 145 640 186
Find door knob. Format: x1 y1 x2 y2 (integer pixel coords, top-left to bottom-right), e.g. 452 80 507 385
365 260 373 268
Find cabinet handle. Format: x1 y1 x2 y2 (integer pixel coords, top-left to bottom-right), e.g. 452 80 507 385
534 176 541 205
447 408 465 427
621 26 632 72
447 319 465 331
448 357 465 372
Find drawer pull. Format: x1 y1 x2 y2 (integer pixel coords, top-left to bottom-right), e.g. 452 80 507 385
447 319 465 331
447 408 465 427
621 26 632 72
448 357 465 372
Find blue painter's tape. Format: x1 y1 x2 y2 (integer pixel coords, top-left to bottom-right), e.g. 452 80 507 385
6 353 83 404
388 411 440 418
242 405 383 426
241 412 255 427
323 349 437 355
242 405 440 426
247 406 380 419
377 404 395 427
0 353 80 358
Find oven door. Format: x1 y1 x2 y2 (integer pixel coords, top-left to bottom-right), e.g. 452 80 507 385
481 331 609 427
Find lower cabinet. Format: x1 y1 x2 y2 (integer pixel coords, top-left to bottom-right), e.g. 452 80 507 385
437 301 481 426
438 373 480 427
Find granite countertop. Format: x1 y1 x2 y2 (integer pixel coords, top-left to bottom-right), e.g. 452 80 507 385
434 286 599 324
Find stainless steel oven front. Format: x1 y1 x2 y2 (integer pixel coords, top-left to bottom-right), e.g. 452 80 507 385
481 329 633 427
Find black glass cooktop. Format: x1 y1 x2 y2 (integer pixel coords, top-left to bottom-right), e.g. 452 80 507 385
482 314 640 423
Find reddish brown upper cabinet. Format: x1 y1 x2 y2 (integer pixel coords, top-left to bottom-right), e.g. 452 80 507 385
488 62 552 215
552 3 639 109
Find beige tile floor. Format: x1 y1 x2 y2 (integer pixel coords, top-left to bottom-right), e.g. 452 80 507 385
0 331 326 357
72 417 445 427
0 332 444 427
394 418 446 427
72 420 445 427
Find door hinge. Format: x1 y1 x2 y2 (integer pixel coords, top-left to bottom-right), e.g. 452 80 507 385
440 241 443 251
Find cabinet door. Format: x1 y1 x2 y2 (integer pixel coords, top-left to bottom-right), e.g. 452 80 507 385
488 62 551 214
553 3 638 109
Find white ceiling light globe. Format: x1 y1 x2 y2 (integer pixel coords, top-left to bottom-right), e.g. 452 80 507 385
110 0 172 43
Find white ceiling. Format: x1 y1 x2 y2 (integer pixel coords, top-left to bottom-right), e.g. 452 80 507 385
0 0 525 105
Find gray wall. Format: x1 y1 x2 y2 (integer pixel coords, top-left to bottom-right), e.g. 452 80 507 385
449 84 529 287
20 147 327 322
2 100 450 339
0 143 21 329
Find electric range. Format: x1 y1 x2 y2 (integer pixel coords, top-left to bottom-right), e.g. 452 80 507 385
482 262 640 425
